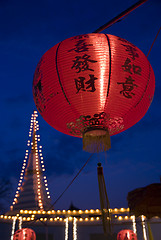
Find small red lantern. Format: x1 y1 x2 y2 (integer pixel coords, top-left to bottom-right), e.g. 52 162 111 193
13 228 36 240
33 33 155 152
117 229 137 240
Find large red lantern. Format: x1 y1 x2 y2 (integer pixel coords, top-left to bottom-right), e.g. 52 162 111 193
13 228 36 240
33 33 155 152
117 229 137 240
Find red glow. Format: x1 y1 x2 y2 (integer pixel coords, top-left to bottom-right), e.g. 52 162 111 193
33 33 155 138
13 228 36 240
117 229 137 240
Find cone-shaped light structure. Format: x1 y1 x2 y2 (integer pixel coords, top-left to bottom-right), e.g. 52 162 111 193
9 111 51 214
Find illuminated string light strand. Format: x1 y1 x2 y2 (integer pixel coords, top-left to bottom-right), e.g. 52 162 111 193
141 215 148 240
131 215 137 235
65 218 69 240
33 112 43 210
32 111 51 210
10 217 17 240
73 217 77 240
10 115 33 208
19 217 22 229
10 111 51 210
1 209 153 224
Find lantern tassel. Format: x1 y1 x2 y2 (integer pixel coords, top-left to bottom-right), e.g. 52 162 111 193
83 129 111 153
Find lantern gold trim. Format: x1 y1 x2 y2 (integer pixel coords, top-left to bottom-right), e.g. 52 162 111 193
83 128 111 153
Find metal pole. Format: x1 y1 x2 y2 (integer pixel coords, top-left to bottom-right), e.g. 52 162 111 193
93 0 149 33
97 162 111 237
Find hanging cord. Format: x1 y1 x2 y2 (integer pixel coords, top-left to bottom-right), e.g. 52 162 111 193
48 153 94 210
93 0 148 33
147 27 161 57
26 153 93 226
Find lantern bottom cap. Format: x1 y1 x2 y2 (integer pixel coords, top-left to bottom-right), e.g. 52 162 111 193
83 128 111 153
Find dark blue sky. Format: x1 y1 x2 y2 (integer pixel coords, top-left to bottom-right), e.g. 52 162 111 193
0 0 161 210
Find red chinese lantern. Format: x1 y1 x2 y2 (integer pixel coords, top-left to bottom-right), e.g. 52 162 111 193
13 228 36 240
117 229 137 240
33 33 155 152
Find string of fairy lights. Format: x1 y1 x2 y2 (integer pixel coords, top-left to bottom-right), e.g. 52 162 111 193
65 218 69 240
131 215 137 234
10 217 16 240
19 216 22 230
2 207 157 224
1 214 137 222
5 111 158 240
141 215 148 240
10 111 51 210
2 213 157 240
73 217 77 240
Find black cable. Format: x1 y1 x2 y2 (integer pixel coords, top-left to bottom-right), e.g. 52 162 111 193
22 153 93 226
48 153 94 210
93 0 148 33
147 27 161 57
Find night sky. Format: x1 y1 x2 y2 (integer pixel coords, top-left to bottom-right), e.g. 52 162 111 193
0 0 161 211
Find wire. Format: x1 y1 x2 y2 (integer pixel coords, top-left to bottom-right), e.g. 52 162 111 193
24 153 93 226
93 0 148 33
48 153 94 210
147 27 161 57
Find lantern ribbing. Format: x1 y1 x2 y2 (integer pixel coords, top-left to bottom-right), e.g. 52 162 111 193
117 229 137 240
33 33 155 153
13 228 36 240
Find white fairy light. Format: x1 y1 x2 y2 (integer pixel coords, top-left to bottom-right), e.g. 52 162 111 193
131 215 137 235
10 110 51 210
10 217 16 240
65 218 69 240
19 216 22 229
73 217 77 240
141 215 147 240
10 112 34 209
